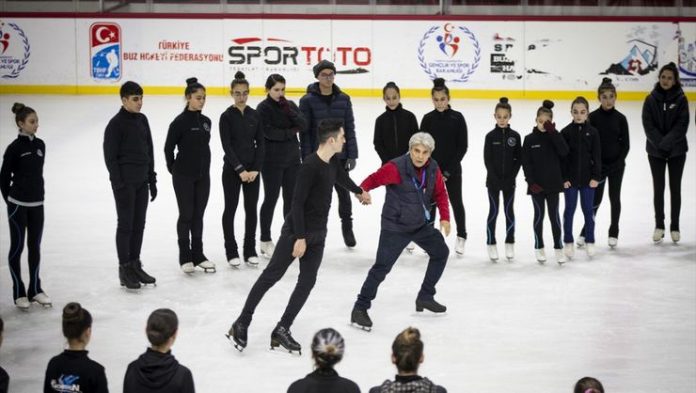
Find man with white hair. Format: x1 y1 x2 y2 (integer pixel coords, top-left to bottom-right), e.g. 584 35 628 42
351 132 451 331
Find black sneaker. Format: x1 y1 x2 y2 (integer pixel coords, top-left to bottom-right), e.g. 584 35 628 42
270 324 301 354
132 260 156 285
119 263 141 289
226 320 248 351
415 298 447 313
351 308 373 331
342 224 356 248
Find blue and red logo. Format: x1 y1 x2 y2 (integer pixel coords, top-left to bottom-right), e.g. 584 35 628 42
0 20 30 79
418 23 481 83
90 22 121 81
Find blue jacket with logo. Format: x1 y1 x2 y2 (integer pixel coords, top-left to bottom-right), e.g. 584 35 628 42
382 154 438 233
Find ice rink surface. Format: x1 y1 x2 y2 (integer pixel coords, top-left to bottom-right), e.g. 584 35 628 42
0 93 694 393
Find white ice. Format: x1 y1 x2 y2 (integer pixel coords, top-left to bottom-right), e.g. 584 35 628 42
0 93 694 393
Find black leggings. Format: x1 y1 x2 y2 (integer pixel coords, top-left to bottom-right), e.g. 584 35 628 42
581 166 625 238
486 186 515 245
260 162 299 242
7 203 44 300
648 154 686 231
430 173 467 238
531 192 562 249
222 169 260 259
173 174 210 242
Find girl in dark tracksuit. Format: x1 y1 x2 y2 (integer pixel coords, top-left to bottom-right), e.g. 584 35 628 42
373 81 419 165
164 78 214 273
256 73 306 258
420 78 468 256
0 103 50 309
483 97 521 261
220 71 265 265
642 62 689 243
561 96 602 259
522 100 569 264
581 78 630 248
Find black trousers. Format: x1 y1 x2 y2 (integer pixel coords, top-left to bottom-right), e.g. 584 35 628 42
648 154 686 231
531 192 562 249
6 203 44 300
238 224 326 329
222 169 260 259
429 173 466 238
486 186 515 245
581 166 625 239
260 162 299 242
335 159 353 225
173 174 210 243
112 182 149 265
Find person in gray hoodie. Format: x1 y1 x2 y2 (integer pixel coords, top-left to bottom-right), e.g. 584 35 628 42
123 309 194 393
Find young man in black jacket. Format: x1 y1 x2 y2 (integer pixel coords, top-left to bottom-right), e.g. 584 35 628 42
103 81 157 290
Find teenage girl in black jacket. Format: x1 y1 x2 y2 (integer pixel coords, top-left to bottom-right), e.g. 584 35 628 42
164 78 215 274
642 62 689 243
521 100 569 264
0 103 51 310
373 81 419 165
220 71 265 266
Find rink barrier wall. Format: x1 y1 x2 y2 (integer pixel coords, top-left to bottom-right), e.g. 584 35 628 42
0 14 694 100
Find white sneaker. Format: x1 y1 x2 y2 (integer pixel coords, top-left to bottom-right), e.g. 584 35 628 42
227 257 241 267
505 243 514 260
181 262 195 274
564 243 575 259
535 249 546 263
576 236 586 248
487 245 499 261
608 237 618 248
15 296 30 310
586 243 596 257
32 292 52 307
455 237 466 256
671 231 680 243
197 260 216 272
406 242 416 253
555 249 567 265
653 228 665 243
259 241 275 257
245 256 260 266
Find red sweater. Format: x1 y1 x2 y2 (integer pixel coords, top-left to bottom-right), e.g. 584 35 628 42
360 161 450 222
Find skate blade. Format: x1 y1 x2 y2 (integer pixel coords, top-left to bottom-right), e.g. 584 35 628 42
350 322 372 332
224 334 245 352
269 345 302 356
201 268 216 273
506 257 514 262
33 302 52 308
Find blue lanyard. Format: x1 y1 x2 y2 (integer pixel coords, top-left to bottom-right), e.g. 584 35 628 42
411 169 431 222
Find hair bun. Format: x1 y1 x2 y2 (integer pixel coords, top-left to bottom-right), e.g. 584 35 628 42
234 71 246 80
667 61 676 67
542 99 554 110
386 81 397 88
499 97 509 104
63 302 82 322
11 102 25 114
433 78 446 88
601 77 612 84
186 77 198 85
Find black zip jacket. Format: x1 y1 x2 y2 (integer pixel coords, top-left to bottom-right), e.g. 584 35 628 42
374 104 419 164
522 127 569 194
256 95 305 167
642 83 690 158
219 105 265 173
43 350 108 393
103 107 157 188
123 348 194 393
163 109 211 178
287 368 360 393
483 126 522 189
560 121 602 187
420 107 468 177
0 134 45 204
588 106 630 175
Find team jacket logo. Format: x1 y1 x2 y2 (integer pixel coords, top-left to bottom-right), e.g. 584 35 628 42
507 137 517 147
90 22 121 81
418 23 481 83
0 20 30 79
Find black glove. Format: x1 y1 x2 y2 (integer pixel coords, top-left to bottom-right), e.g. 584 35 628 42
543 120 557 135
149 182 158 202
278 96 292 116
344 158 356 172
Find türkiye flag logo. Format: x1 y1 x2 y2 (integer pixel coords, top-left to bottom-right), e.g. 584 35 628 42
90 22 121 81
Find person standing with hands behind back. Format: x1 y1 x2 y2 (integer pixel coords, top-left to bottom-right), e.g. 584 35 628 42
220 71 265 267
103 81 157 290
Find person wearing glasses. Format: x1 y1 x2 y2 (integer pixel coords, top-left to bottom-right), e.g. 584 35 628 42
299 60 359 248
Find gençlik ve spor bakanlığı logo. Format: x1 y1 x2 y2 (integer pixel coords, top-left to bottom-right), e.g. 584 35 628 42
0 20 30 79
418 23 481 83
90 22 122 81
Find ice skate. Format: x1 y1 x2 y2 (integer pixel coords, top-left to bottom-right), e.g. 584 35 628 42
342 223 356 248
245 255 260 267
350 308 373 332
227 257 241 268
671 231 680 243
406 241 416 253
555 249 567 265
415 298 447 313
270 325 301 355
652 228 664 243
564 243 575 259
535 249 546 263
576 236 586 248
180 262 195 274
197 260 216 273
586 243 596 258
225 320 248 352
487 245 499 261
505 243 514 261
132 260 156 285
32 292 52 308
15 296 30 311
608 237 618 248
119 262 142 289
455 236 466 256
259 241 275 258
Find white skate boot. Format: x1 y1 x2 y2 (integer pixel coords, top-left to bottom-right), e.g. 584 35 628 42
197 260 216 273
259 241 275 258
653 228 665 243
671 231 680 243
564 243 575 259
576 236 586 248
227 257 241 267
15 296 30 310
245 256 260 266
455 237 466 256
181 262 195 274
32 292 52 307
505 243 514 261
608 237 618 248
555 249 567 265
586 243 596 258
535 249 546 263
487 245 499 261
